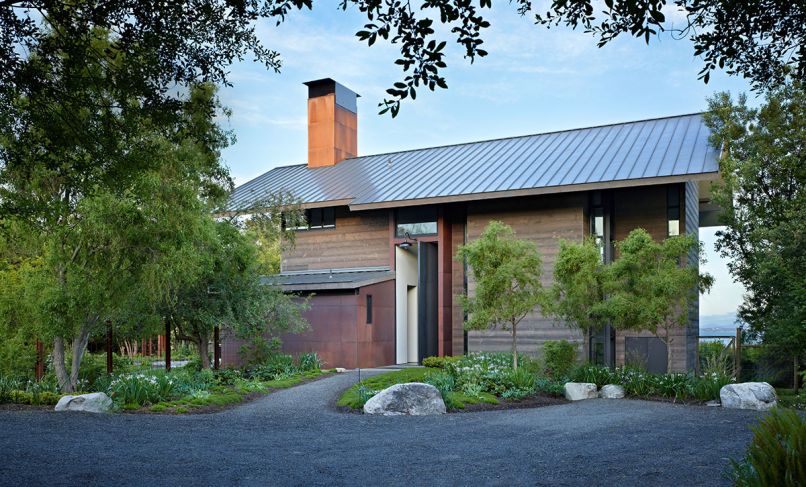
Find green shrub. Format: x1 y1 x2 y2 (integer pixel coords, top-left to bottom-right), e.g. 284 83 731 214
9 390 33 404
108 372 176 406
534 377 566 397
728 409 806 486
424 370 455 397
543 340 577 379
246 353 298 381
0 375 23 403
422 355 462 369
494 368 536 398
570 363 617 387
214 368 243 385
298 352 323 372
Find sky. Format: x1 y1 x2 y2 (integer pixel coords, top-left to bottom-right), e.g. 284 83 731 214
216 2 751 320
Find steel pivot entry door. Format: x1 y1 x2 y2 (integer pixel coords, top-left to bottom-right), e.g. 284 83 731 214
417 241 439 362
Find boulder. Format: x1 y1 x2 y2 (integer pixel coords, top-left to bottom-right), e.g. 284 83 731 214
54 392 113 413
720 382 777 410
334 368 348 373
600 384 625 399
363 382 446 416
564 382 598 401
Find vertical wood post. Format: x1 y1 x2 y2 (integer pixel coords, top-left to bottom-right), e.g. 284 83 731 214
106 320 113 375
734 327 742 379
213 326 221 370
165 320 172 372
35 340 44 381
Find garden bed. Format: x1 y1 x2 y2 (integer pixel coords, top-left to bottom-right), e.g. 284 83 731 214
337 353 570 414
127 370 332 415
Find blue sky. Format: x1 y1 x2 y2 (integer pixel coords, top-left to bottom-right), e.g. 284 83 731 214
217 2 751 319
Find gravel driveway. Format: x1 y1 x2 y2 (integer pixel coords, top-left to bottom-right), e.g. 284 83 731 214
0 371 760 486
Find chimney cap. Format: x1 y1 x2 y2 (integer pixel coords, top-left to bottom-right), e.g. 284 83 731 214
304 78 359 113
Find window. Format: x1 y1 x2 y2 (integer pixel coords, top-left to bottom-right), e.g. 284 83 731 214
366 295 373 324
395 207 437 237
590 191 610 263
292 207 336 231
667 185 680 237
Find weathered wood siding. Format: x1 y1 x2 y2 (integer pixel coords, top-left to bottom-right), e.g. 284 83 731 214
282 208 389 272
465 194 587 358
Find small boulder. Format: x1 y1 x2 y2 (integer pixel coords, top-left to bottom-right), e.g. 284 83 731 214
335 367 348 373
54 392 113 413
564 382 598 401
363 382 446 416
720 382 777 410
600 384 625 399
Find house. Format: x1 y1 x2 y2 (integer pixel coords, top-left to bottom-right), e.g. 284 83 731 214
222 78 721 373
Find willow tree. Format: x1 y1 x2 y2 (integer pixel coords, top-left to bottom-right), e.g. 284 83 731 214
457 221 546 370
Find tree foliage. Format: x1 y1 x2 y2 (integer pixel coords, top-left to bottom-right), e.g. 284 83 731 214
457 220 546 369
704 82 806 362
549 237 608 335
601 229 712 372
0 0 801 123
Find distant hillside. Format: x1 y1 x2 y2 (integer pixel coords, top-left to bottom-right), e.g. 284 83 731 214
700 312 742 337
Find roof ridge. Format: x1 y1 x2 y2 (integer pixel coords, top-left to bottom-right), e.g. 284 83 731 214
245 112 704 176
340 112 704 162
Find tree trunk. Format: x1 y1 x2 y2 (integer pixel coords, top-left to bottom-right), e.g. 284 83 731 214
665 329 673 374
197 335 210 369
51 322 92 393
511 321 518 370
52 337 71 392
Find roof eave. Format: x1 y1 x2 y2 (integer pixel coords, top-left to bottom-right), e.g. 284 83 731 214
347 172 720 211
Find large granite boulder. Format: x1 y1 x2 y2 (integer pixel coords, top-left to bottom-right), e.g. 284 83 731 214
363 382 446 416
564 382 598 401
720 382 777 410
600 384 625 399
54 392 113 413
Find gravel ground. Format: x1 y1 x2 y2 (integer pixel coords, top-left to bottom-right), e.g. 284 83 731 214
0 371 761 486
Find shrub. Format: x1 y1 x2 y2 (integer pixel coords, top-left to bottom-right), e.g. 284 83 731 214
107 372 175 406
246 353 297 381
728 409 806 486
534 377 565 397
0 375 23 403
422 355 462 369
214 368 243 385
543 340 577 379
424 370 455 397
298 352 323 372
570 363 617 387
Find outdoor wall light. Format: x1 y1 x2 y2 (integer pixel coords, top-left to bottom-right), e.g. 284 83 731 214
399 231 414 250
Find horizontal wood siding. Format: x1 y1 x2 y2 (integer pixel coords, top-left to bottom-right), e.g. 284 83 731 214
465 194 587 358
282 208 389 272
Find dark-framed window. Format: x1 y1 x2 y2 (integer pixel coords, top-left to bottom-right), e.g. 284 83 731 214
395 207 437 237
291 207 336 231
667 185 680 237
366 295 373 324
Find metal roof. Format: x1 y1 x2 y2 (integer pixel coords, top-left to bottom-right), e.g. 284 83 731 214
262 269 395 292
229 113 719 211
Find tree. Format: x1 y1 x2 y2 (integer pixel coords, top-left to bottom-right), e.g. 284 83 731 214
704 82 806 366
1 1 801 123
601 229 713 373
457 221 546 369
170 220 310 369
549 238 608 343
0 27 233 391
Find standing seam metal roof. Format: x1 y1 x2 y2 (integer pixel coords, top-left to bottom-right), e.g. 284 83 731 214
227 113 719 211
